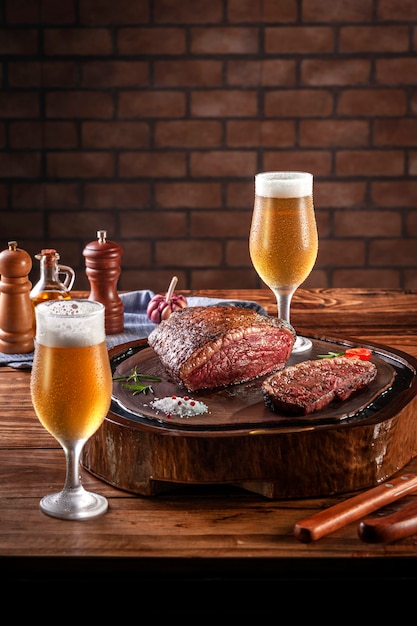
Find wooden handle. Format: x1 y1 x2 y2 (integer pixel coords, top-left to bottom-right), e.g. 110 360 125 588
358 499 417 543
293 474 417 543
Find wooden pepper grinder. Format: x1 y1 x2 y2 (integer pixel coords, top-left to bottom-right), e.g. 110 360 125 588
0 241 35 354
83 230 124 334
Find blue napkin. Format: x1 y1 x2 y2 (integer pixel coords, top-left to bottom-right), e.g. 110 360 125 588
0 290 266 369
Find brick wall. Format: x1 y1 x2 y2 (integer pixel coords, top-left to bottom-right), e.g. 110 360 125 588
1 0 417 293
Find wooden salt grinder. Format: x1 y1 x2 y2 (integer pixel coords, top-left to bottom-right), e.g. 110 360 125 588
83 230 124 334
0 241 35 354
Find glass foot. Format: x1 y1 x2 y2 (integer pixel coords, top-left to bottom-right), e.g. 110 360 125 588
40 488 108 521
292 335 313 354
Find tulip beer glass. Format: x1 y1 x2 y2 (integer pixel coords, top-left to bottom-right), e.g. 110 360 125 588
249 171 318 353
30 299 112 520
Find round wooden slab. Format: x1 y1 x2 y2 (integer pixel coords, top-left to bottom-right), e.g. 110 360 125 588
82 336 417 498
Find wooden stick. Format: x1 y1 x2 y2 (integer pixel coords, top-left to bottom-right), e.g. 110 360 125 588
293 474 417 543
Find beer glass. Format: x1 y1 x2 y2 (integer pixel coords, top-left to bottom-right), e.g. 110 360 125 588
249 171 318 353
30 299 112 520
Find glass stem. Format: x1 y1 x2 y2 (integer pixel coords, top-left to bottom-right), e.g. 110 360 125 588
272 286 296 326
62 439 86 493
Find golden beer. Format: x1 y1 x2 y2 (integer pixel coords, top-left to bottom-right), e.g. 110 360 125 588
249 171 318 354
250 194 318 289
30 299 112 520
31 341 112 441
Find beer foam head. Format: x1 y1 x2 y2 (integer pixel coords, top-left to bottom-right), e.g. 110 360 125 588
255 171 313 198
35 299 106 347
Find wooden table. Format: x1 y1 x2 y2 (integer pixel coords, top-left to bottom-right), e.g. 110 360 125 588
3 288 417 597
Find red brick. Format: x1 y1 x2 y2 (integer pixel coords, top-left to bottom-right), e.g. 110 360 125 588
119 151 187 178
262 151 332 176
338 89 407 116
316 240 365 266
82 121 150 148
191 211 251 237
225 240 252 266
0 185 6 208
315 181 366 207
227 120 296 147
0 211 43 238
191 90 257 117
79 0 149 24
404 270 417 290
190 151 257 177
334 210 401 237
0 93 39 118
119 240 152 266
121 269 187 294
190 269 260 290
315 210 331 237
44 28 112 55
117 28 185 55
83 183 150 209
370 239 417 266
265 27 334 54
336 150 404 176
340 26 409 52
333 269 400 288
227 59 296 87
46 91 113 118
376 58 417 84
227 182 253 208
48 211 116 238
8 61 78 87
0 153 41 178
154 60 222 87
155 120 222 148
228 0 297 22
406 211 417 235
303 0 373 21
265 90 333 117
10 121 78 148
374 119 417 146
302 59 370 85
155 182 222 209
120 212 187 238
81 61 148 87
300 120 369 147
47 152 114 178
12 183 80 209
118 91 185 118
0 29 38 54
378 0 417 20
154 0 223 23
6 0 76 23
156 240 222 266
191 27 259 54
372 180 417 206
0 124 5 148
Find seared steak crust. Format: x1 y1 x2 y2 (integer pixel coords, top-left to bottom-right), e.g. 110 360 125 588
148 305 295 391
262 356 378 416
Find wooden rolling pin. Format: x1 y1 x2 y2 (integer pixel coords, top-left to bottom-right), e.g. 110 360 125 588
294 474 417 543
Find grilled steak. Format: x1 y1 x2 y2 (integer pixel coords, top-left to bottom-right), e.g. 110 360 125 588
148 305 295 391
262 356 378 416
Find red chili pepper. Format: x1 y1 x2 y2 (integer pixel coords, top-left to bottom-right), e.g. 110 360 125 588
345 347 372 361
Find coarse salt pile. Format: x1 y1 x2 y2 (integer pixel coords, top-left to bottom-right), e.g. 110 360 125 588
150 395 208 418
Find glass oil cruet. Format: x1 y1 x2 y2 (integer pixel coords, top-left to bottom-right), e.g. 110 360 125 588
30 249 76 306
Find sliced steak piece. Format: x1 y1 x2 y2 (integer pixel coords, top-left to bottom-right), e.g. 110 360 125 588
262 356 378 416
148 305 295 391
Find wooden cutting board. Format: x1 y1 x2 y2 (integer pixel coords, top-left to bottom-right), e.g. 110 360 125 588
82 335 417 498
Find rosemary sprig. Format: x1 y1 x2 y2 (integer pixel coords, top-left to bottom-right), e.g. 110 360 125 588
113 365 161 395
317 351 345 359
